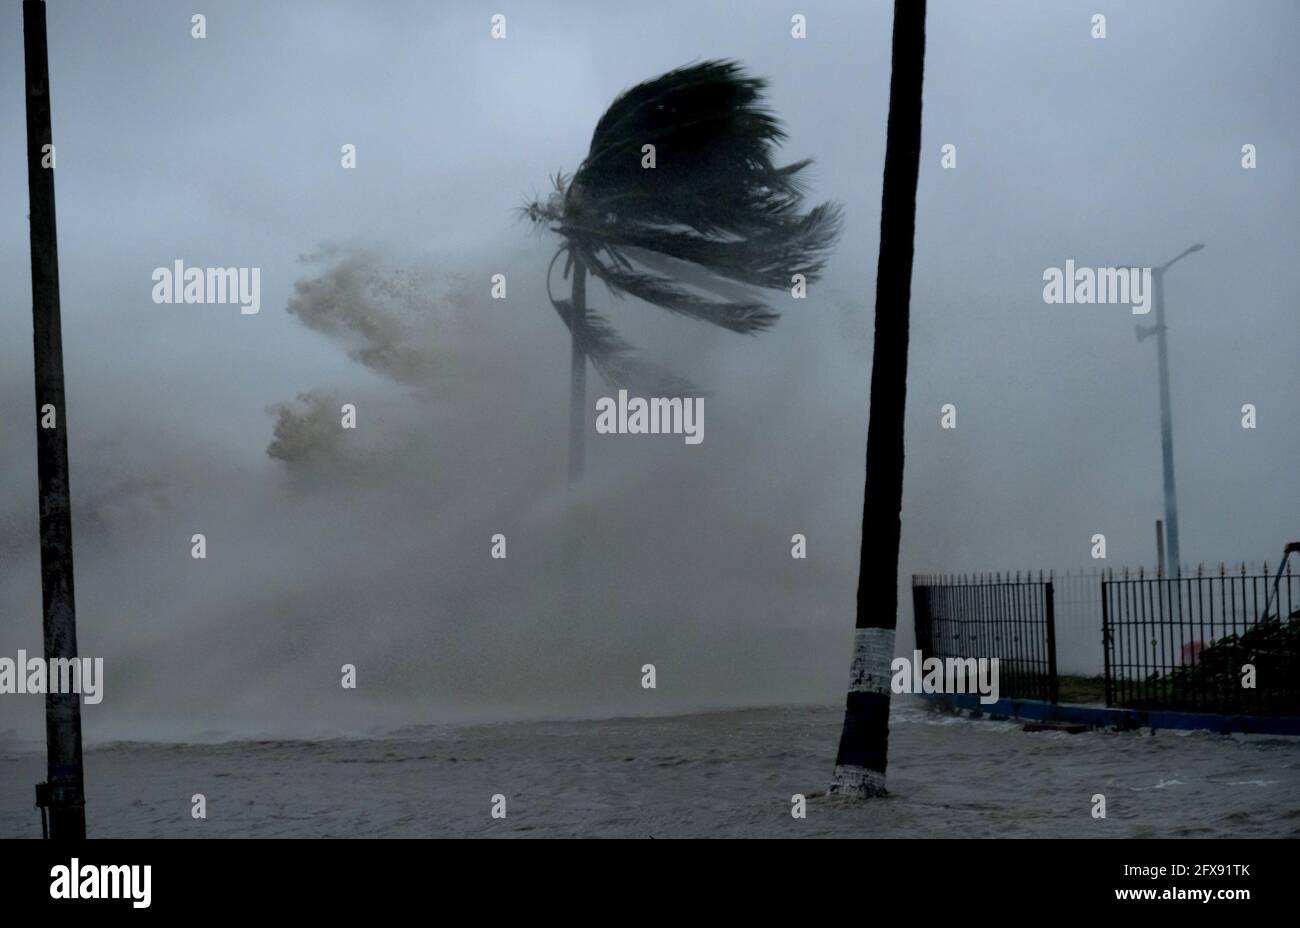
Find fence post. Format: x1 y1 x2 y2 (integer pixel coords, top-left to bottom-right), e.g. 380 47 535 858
1045 579 1059 704
1101 578 1112 707
911 581 929 660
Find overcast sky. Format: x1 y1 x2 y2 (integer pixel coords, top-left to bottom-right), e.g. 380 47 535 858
1 0 1296 740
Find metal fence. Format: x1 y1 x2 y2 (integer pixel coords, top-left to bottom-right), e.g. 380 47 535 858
913 573 1058 703
1051 568 1109 676
980 565 1268 677
1103 563 1300 715
913 561 1297 717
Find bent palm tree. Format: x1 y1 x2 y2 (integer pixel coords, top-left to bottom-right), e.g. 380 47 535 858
522 59 842 482
829 0 927 799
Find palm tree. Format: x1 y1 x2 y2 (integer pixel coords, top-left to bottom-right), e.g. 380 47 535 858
829 0 927 799
522 60 843 482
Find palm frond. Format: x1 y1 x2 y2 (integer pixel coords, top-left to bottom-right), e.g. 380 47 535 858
550 296 702 396
580 249 778 334
574 61 806 235
521 58 841 425
544 59 841 329
587 203 844 290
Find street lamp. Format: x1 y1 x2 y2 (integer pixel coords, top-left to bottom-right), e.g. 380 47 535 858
1132 243 1205 577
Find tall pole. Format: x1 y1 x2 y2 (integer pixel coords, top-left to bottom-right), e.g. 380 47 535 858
1152 269 1181 577
830 0 926 799
1132 244 1199 577
24 0 87 839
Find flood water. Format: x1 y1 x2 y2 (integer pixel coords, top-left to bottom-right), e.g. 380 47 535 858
2 700 1296 838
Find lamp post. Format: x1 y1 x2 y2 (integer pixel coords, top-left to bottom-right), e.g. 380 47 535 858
1133 243 1204 578
24 0 87 838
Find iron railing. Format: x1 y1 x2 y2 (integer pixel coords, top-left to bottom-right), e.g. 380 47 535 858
913 573 1057 703
914 561 1297 716
1102 562 1299 715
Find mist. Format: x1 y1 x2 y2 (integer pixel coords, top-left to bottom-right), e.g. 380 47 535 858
1 0 1296 744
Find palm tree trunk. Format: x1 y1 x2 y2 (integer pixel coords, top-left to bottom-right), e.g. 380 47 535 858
830 0 926 799
568 256 587 483
563 256 588 623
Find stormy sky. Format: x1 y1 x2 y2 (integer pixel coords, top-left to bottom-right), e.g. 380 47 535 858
1 0 1296 741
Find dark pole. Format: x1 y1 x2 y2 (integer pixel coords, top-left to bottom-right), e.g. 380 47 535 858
829 0 926 799
24 0 87 839
568 257 587 484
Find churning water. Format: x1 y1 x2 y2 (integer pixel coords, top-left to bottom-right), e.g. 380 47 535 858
2 700 1296 838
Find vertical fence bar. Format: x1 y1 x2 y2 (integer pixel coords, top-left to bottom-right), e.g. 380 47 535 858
1017 577 1030 698
1034 579 1046 700
1002 576 1016 696
1101 578 1112 707
1012 577 1026 699
911 580 929 661
1289 560 1296 708
1218 564 1228 712
1022 579 1035 699
1045 579 1058 704
1195 566 1206 711
1125 573 1137 706
1029 579 1042 699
